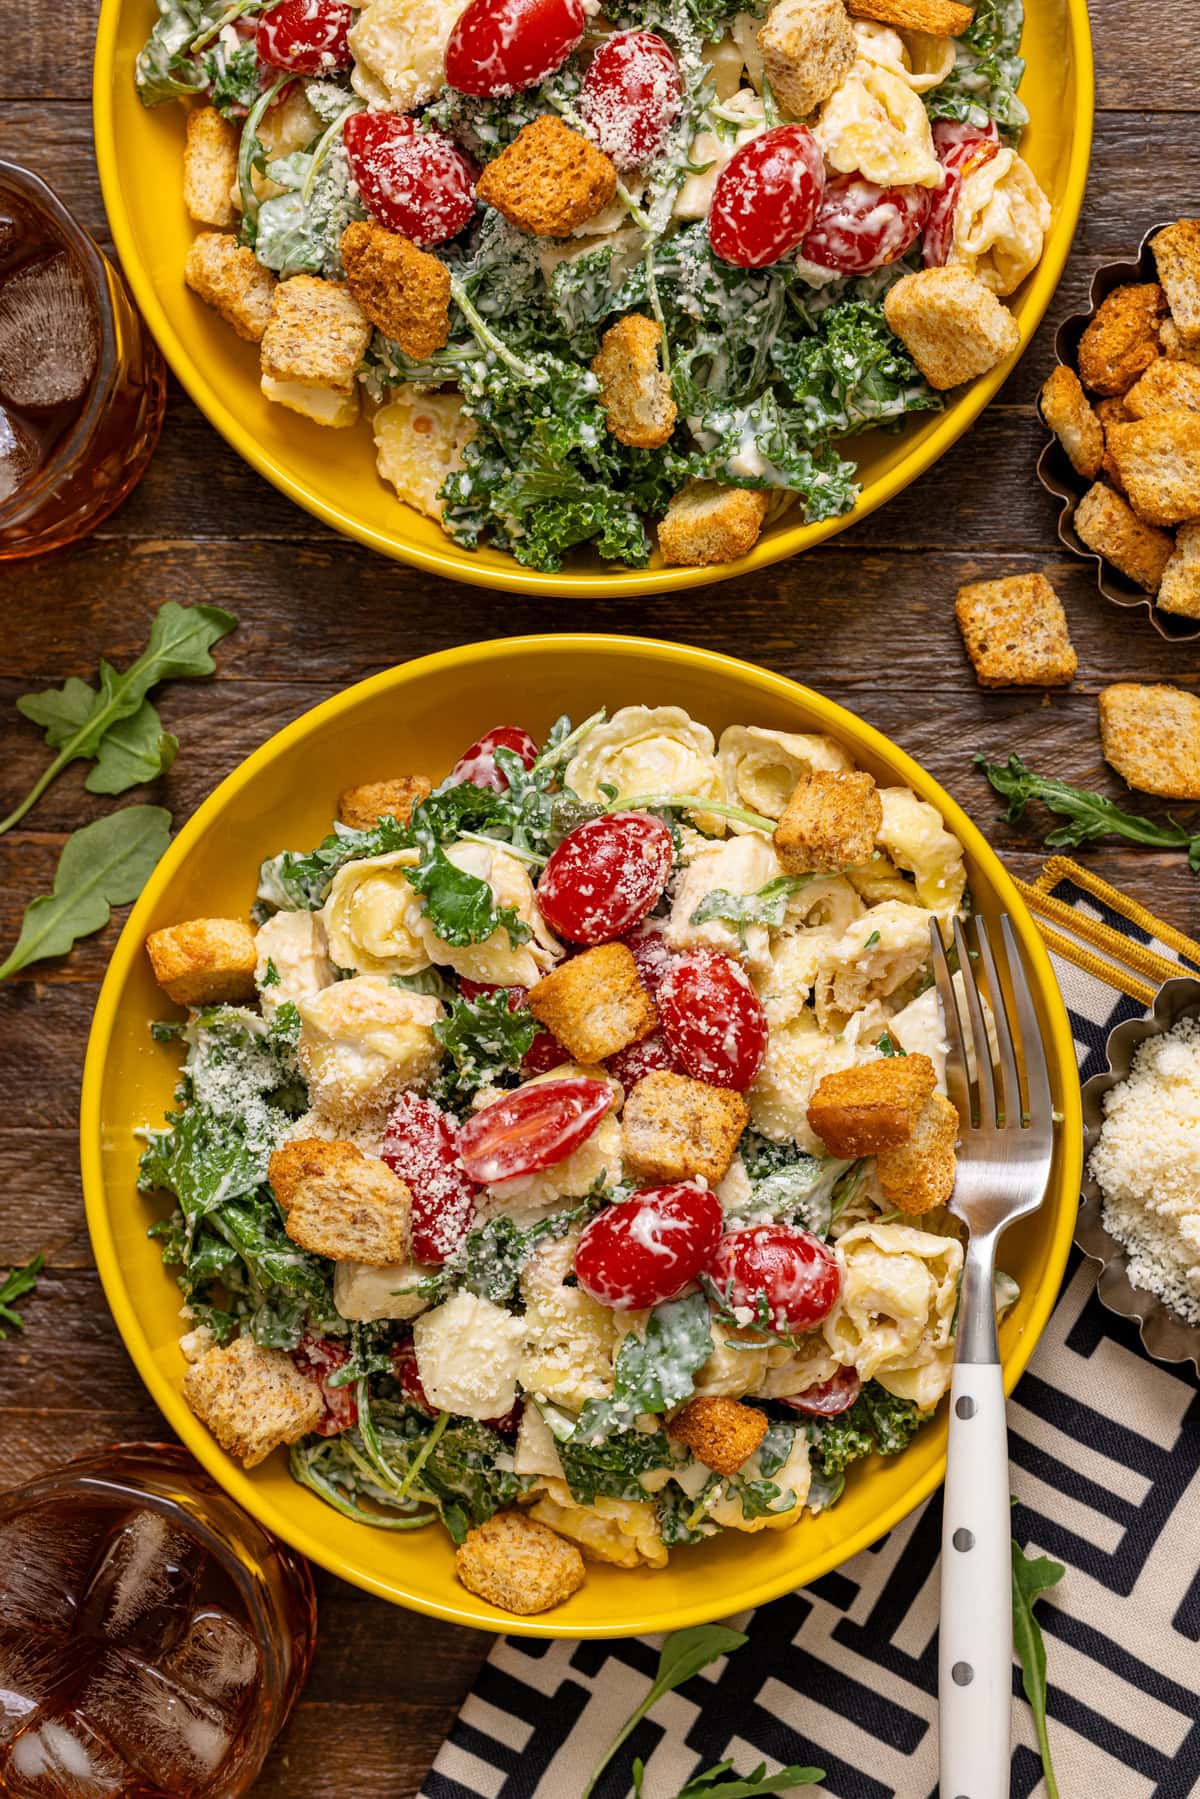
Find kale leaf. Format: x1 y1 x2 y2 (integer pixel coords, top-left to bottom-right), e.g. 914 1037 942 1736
925 0 1029 137
734 1133 861 1238
433 989 538 1104
366 1402 527 1541
771 300 941 443
806 1380 928 1478
256 815 412 912
559 1422 672 1505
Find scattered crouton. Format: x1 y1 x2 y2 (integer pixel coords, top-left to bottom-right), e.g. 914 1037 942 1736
1040 365 1104 478
1151 220 1200 347
338 776 432 831
623 1070 749 1186
657 481 769 567
455 1511 585 1615
1161 318 1200 367
339 221 451 360
182 1334 324 1469
269 1138 412 1265
773 770 882 873
883 266 1019 391
146 917 258 1007
1159 521 1200 620
955 572 1077 688
1076 283 1167 396
1072 482 1174 593
875 1093 958 1214
847 0 972 35
260 275 371 394
476 116 616 237
185 233 277 343
1095 396 1131 491
183 105 238 228
528 943 656 1065
1123 359 1200 418
1098 682 1200 801
1106 412 1200 525
757 0 856 121
807 1053 938 1157
668 1396 768 1477
591 314 676 450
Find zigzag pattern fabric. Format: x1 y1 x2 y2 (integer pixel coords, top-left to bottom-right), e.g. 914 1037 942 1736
421 876 1200 1799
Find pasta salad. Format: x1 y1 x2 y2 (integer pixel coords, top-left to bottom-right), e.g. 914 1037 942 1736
137 0 1050 571
140 706 1018 1615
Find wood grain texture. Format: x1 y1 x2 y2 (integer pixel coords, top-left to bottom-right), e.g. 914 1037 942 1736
1 3 1198 1792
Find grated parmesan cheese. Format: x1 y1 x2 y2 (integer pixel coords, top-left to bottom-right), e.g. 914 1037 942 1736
1088 1017 1200 1323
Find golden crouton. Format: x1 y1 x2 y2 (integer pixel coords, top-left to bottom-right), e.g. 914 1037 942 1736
269 1138 412 1265
954 572 1077 688
1161 318 1200 367
773 770 882 873
1123 359 1200 419
183 105 238 228
1040 365 1104 479
1077 283 1167 396
807 1053 938 1157
339 222 451 361
1106 412 1200 526
338 776 432 831
455 1511 585 1615
847 0 972 35
260 275 371 394
668 1395 768 1477
1098 682 1200 801
146 917 258 1007
875 1093 958 1215
185 233 277 343
883 266 1019 392
757 0 856 121
527 943 656 1065
1095 395 1131 491
623 1070 749 1186
476 116 616 237
182 1333 324 1469
657 481 769 567
1159 521 1200 620
591 315 676 450
1151 220 1200 347
1072 482 1174 594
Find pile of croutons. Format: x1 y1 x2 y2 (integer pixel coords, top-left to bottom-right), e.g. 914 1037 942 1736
1040 218 1200 621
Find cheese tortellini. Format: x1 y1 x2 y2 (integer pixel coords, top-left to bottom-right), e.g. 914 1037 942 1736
811 899 935 1029
814 62 942 189
675 90 767 220
718 724 853 823
254 908 335 1020
947 148 1052 296
824 1221 962 1395
668 833 783 973
707 1435 813 1532
374 387 472 523
296 974 443 1122
851 19 956 93
518 1233 619 1410
876 788 967 917
565 705 724 825
528 1479 668 1567
348 0 465 112
749 1005 873 1149
321 848 432 978
420 840 561 987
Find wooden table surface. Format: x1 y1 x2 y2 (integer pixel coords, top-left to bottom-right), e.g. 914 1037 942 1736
2 3 1199 1791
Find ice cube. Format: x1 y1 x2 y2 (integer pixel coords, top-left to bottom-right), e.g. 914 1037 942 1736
80 1510 200 1659
0 1632 80 1745
79 1650 233 1794
0 1509 99 1634
0 404 38 502
0 251 98 410
4 1713 130 1797
163 1609 259 1702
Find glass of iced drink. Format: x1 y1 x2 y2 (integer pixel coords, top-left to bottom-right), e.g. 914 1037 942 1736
0 1444 317 1797
0 162 166 559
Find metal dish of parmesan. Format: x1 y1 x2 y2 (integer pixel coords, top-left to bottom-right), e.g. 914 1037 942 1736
1077 976 1200 1371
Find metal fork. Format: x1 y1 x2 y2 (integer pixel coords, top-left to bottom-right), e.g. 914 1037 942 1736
931 914 1056 1799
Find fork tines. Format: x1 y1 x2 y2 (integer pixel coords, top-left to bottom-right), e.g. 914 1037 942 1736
930 915 1052 1134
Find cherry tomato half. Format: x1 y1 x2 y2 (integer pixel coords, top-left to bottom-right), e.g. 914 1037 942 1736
707 1225 841 1332
623 923 676 997
708 124 825 268
458 1077 612 1183
923 122 1000 269
451 725 539 792
537 812 674 945
381 1093 478 1264
391 1340 434 1411
342 112 476 247
657 948 768 1090
575 1183 723 1310
579 31 682 169
607 1030 681 1089
800 173 933 276
292 1336 358 1434
256 0 354 73
778 1367 862 1416
444 0 586 96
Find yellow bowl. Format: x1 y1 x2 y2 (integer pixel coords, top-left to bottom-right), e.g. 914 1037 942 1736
82 636 1082 1636
92 5 1093 595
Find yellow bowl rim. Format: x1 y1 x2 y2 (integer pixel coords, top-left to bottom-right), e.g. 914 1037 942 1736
80 634 1083 1636
90 6 1094 596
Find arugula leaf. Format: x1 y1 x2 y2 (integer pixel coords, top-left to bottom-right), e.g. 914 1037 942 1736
256 139 364 279
975 752 1200 871
689 875 817 939
643 1759 824 1797
134 0 211 104
576 1293 713 1443
582 1624 752 1799
806 1380 927 1478
0 1253 45 1339
733 1135 860 1239
926 0 1028 137
8 603 235 833
325 1401 527 1541
0 807 172 980
433 989 537 1103
1012 1538 1065 1799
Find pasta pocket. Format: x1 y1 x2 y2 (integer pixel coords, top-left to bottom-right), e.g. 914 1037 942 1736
528 1480 668 1568
565 705 724 827
851 19 956 92
814 62 942 189
749 1005 873 1149
322 848 432 978
824 1221 962 1381
876 788 967 916
420 840 561 986
706 1434 812 1532
948 148 1052 297
254 909 335 1020
296 975 443 1122
667 833 784 973
348 0 465 112
811 899 935 1029
718 724 852 824
675 90 767 220
374 387 473 523
518 1233 619 1410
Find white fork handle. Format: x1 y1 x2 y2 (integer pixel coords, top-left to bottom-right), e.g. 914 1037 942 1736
939 1361 1012 1799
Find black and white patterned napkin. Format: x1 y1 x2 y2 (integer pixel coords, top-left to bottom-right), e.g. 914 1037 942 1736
422 875 1200 1799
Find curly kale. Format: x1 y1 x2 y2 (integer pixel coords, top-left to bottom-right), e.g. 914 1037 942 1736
925 0 1029 137
805 1382 929 1499
771 301 942 443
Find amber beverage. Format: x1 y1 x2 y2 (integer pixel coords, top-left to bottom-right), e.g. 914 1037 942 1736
0 1445 317 1797
0 163 165 559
